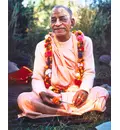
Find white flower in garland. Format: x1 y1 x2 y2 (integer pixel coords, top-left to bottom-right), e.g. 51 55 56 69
45 69 52 77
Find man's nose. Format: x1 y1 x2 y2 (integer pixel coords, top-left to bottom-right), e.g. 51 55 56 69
55 19 61 26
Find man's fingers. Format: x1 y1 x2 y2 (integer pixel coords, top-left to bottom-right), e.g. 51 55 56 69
74 95 81 105
40 92 55 105
40 92 60 106
73 90 88 107
76 98 84 107
44 97 55 105
74 94 83 107
73 92 83 105
76 95 88 107
46 93 54 98
72 92 79 103
40 92 54 100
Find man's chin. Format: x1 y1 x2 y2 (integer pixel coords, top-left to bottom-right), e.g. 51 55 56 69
54 32 66 37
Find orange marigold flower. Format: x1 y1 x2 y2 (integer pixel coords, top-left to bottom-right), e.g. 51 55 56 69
78 30 82 35
45 65 49 69
52 97 61 105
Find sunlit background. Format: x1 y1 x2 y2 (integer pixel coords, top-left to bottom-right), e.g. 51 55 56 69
22 0 93 7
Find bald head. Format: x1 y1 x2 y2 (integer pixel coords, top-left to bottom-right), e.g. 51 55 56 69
52 5 73 18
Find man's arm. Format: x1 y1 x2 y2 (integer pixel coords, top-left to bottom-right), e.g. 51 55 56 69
31 41 58 106
32 42 47 95
78 36 95 93
73 36 95 107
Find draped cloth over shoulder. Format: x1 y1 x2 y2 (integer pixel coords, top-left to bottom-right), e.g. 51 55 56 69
51 34 79 90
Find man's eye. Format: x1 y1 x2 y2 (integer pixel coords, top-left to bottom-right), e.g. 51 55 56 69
51 19 56 23
60 18 67 22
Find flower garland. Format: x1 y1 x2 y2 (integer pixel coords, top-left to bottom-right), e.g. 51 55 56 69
73 30 84 86
44 30 84 91
44 36 53 88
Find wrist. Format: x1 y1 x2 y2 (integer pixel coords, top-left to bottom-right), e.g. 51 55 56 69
78 89 88 96
78 87 90 94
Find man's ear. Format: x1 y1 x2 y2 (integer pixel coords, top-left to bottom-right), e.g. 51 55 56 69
71 18 75 27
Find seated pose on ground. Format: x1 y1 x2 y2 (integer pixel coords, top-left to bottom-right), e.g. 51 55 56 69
17 5 109 119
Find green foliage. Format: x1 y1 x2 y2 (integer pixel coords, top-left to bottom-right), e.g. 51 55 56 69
8 0 54 68
90 0 111 57
8 0 34 61
74 0 111 58
74 7 96 36
88 0 111 79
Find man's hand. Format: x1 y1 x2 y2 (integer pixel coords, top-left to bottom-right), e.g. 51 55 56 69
39 92 57 106
72 90 88 107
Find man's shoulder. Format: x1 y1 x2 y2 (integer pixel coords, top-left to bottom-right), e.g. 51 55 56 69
36 40 45 49
34 40 46 54
84 36 93 46
37 39 45 46
84 36 92 42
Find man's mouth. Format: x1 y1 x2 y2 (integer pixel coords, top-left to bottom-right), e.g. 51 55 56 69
54 28 66 33
54 28 65 30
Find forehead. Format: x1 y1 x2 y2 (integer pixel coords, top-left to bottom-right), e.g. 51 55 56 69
51 7 70 17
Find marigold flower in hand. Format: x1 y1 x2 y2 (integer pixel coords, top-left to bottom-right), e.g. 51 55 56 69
52 97 61 105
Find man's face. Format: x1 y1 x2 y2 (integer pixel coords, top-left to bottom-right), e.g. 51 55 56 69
50 7 72 39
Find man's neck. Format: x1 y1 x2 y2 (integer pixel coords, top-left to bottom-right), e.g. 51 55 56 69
55 33 71 42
